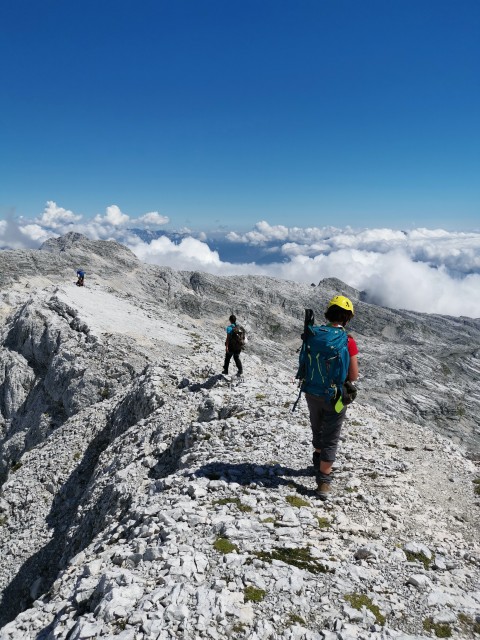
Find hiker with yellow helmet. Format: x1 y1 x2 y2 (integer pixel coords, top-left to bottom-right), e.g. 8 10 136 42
295 294 358 500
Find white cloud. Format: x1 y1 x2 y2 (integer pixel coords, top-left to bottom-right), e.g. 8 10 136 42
228 223 480 276
131 236 223 272
280 241 331 257
0 214 48 249
137 211 169 227
225 230 242 242
228 221 341 245
1 202 171 246
126 235 274 279
94 205 130 226
20 224 54 244
36 201 82 229
226 221 291 245
357 250 480 317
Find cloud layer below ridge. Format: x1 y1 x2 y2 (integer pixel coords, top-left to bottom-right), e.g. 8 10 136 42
2 203 480 318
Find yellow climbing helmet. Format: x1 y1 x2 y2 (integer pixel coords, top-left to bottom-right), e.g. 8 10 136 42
327 295 354 316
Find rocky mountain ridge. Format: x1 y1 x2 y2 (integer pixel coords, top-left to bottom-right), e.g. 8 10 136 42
0 233 479 640
1 232 479 457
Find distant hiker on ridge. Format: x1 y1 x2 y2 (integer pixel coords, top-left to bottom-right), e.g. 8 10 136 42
222 314 245 377
295 295 358 500
76 269 85 287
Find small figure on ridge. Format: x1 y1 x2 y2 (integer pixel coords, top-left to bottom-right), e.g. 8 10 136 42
222 314 245 377
76 269 85 287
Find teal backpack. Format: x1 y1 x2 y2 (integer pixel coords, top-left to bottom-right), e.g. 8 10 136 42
296 325 350 401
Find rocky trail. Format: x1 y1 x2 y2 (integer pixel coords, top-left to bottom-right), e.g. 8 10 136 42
0 234 479 640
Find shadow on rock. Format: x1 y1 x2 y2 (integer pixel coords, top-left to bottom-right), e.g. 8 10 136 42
194 461 315 498
178 373 225 392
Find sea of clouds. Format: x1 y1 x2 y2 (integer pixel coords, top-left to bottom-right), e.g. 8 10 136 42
2 202 480 318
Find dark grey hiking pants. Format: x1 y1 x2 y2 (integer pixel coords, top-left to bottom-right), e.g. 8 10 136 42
305 392 347 462
223 350 242 374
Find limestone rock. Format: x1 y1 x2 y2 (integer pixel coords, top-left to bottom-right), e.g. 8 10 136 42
0 234 478 640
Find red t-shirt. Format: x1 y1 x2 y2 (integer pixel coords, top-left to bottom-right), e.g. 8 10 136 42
347 335 359 357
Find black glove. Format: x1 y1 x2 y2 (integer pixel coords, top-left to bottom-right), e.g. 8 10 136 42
342 381 358 405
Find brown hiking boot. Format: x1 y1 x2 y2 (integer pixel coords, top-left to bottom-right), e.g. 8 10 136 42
316 482 332 500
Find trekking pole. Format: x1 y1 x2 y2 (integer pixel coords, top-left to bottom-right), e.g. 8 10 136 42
291 308 315 413
291 385 303 413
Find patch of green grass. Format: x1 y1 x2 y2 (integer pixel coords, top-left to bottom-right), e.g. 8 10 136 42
254 547 334 574
255 393 266 400
458 613 480 635
344 593 386 626
244 586 266 602
386 443 398 448
366 471 379 479
0 516 7 526
261 517 275 524
100 387 109 399
473 478 480 496
285 495 310 508
423 617 452 638
214 498 234 506
213 497 252 512
10 462 22 472
213 537 238 554
232 622 246 633
73 451 81 461
283 401 290 408
269 324 281 336
440 363 451 376
349 420 363 426
316 516 331 529
114 619 127 631
404 550 432 569
456 404 465 417
288 613 305 626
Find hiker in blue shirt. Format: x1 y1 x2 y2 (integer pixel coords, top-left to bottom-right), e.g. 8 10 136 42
76 270 85 287
222 314 244 376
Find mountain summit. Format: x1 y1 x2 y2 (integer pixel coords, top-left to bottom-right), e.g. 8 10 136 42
0 234 478 639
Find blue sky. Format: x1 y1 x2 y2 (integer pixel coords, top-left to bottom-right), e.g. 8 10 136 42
1 0 479 231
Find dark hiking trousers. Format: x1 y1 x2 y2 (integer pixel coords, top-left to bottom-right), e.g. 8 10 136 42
305 392 347 462
223 350 242 374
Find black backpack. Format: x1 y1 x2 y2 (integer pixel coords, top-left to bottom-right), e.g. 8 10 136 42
229 325 246 351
